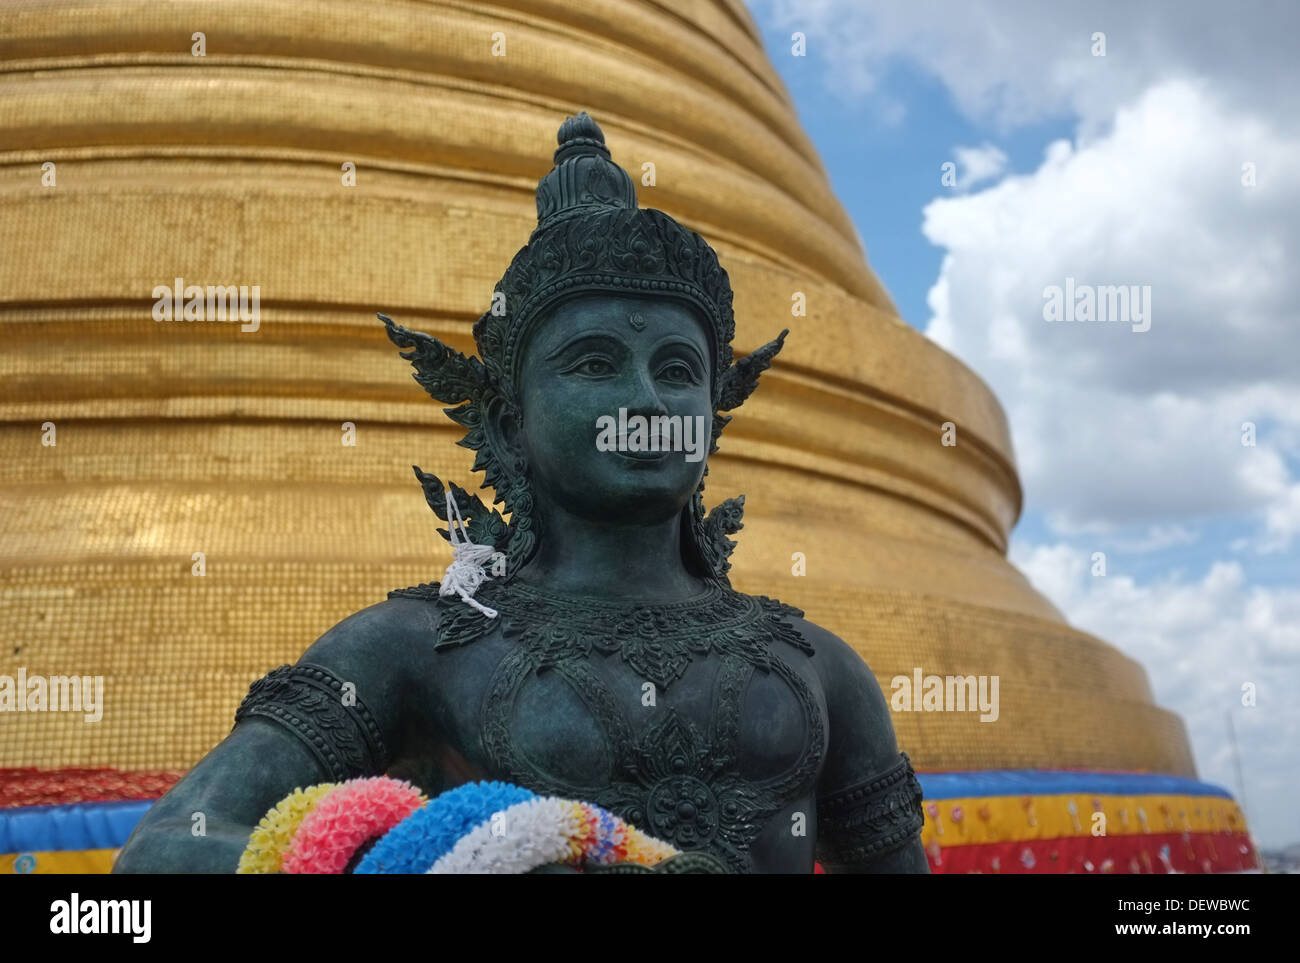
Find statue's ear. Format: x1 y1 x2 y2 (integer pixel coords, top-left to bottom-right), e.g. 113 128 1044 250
483 393 524 464
717 329 788 411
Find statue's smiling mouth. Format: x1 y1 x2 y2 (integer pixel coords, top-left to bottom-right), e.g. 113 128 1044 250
616 447 671 463
595 413 712 464
612 432 676 462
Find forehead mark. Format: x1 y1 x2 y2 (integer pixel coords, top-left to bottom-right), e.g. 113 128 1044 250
628 311 647 332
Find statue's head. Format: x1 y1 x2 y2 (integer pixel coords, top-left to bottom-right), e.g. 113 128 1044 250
383 112 786 584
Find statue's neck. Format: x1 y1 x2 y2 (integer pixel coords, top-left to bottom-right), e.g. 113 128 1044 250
512 503 709 602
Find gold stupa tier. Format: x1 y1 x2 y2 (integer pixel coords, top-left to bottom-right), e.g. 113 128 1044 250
0 0 1195 778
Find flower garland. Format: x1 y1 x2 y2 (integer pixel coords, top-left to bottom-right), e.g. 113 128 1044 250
428 796 677 874
280 776 426 874
239 779 682 873
236 782 339 874
354 780 535 874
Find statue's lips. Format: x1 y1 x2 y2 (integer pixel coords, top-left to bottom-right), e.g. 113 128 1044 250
605 433 678 463
614 449 671 464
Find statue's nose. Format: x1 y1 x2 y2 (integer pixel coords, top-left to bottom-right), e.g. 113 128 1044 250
623 367 669 418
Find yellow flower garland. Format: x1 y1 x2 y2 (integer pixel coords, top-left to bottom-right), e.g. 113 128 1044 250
236 782 339 874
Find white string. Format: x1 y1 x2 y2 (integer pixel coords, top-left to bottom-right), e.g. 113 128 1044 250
437 490 499 618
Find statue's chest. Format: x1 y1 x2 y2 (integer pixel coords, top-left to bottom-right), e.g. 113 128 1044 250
427 584 827 871
502 644 818 784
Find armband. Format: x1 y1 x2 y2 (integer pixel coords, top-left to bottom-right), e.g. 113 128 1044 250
233 664 390 782
816 750 925 868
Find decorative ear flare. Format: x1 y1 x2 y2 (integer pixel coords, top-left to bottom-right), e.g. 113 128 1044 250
718 328 788 412
412 467 508 551
380 312 484 406
700 495 746 578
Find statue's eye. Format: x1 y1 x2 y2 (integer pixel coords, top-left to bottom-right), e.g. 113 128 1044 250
658 361 697 384
569 356 615 377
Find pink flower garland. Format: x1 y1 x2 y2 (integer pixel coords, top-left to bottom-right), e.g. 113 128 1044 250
281 776 425 874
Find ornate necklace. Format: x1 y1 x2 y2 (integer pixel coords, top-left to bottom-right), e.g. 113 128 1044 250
394 577 814 688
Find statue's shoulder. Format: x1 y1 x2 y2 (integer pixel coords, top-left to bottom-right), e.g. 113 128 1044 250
301 591 445 672
738 591 882 686
759 605 904 780
384 580 500 651
385 579 443 604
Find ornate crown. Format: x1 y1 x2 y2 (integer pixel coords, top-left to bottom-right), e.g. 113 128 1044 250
381 110 787 583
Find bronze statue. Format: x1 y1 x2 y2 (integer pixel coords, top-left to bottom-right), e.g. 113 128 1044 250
114 112 927 874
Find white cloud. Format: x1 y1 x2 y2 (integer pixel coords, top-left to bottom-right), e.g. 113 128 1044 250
921 80 1300 540
1043 519 1201 553
752 0 1300 131
1258 480 1300 553
1011 541 1300 848
952 143 1008 190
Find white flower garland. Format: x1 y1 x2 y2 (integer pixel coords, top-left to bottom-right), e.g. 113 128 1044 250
429 797 583 874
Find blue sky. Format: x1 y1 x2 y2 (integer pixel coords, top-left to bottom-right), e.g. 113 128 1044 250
748 0 1299 850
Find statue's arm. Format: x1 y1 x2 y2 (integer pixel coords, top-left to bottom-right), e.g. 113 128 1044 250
113 600 424 873
809 626 930 874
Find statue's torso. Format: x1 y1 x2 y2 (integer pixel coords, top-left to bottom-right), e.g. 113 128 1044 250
391 580 828 873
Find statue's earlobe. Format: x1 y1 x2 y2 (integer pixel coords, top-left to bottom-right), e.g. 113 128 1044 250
483 394 526 477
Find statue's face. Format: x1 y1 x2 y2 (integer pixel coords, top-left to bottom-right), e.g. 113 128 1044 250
513 293 713 525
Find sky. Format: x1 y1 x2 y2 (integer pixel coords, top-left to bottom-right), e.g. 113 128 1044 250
747 0 1298 849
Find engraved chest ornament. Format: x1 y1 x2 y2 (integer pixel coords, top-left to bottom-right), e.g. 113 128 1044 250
392 579 826 872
